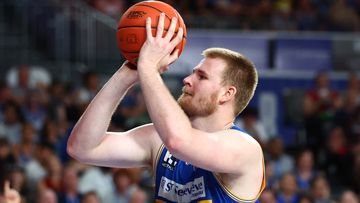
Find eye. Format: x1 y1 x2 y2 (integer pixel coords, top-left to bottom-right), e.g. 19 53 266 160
198 75 206 80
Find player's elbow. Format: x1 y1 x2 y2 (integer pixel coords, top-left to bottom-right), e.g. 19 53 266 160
163 135 188 156
66 140 82 161
66 136 89 162
67 144 92 163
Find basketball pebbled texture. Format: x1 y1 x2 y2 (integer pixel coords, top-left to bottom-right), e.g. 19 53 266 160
117 1 187 65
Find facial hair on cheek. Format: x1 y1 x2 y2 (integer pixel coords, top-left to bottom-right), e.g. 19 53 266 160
177 92 218 117
177 93 195 117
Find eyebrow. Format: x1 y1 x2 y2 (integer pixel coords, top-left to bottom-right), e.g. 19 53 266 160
193 68 209 77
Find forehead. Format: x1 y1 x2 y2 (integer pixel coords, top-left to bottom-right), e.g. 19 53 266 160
194 57 227 77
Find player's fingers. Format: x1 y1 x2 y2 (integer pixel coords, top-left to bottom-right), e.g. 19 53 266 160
156 13 165 38
146 17 153 39
169 27 183 48
168 49 180 64
4 180 10 195
165 17 177 41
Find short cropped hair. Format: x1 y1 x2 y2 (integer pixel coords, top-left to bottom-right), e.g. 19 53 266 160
202 48 258 116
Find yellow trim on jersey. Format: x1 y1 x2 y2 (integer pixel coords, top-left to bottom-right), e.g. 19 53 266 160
153 144 165 176
212 157 266 203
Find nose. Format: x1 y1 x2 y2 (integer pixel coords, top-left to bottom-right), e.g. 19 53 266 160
183 74 192 87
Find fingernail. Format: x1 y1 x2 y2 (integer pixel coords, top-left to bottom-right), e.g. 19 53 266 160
161 12 165 16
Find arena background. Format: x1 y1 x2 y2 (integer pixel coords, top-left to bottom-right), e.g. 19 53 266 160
0 0 359 203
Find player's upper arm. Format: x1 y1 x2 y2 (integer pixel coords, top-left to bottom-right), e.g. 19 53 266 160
74 124 161 168
166 129 263 175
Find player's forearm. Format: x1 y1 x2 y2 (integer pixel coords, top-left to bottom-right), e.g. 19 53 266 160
138 68 192 150
67 67 138 157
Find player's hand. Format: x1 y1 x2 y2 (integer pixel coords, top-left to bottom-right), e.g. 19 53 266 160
137 13 183 73
3 181 21 203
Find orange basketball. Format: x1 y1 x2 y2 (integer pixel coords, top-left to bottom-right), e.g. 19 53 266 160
117 1 187 66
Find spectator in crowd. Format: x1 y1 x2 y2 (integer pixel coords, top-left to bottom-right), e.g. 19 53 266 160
334 74 360 143
78 166 114 203
311 175 334 203
8 166 30 202
266 137 295 185
0 101 24 144
41 154 63 193
6 64 51 105
349 106 360 146
319 126 353 192
259 189 277 203
271 0 297 30
303 71 340 152
110 169 136 203
294 0 318 30
129 187 147 203
339 190 359 203
351 153 360 193
294 149 316 192
235 107 270 147
22 89 47 132
115 87 148 130
328 0 360 31
276 172 300 203
81 191 100 203
57 164 81 203
298 193 314 203
13 122 37 166
77 71 101 107
22 143 50 187
0 138 16 169
0 82 13 111
37 188 58 203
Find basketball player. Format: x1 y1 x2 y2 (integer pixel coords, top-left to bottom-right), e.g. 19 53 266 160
67 13 265 202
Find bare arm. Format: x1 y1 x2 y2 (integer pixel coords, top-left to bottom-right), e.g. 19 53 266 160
137 15 263 174
139 70 262 173
67 63 159 168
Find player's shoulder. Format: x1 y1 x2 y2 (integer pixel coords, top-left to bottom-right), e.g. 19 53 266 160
228 126 259 144
224 127 263 154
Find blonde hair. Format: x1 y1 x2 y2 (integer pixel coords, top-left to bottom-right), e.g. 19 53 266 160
202 48 258 116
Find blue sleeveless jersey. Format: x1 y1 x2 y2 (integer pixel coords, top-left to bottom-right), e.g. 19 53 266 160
154 125 265 203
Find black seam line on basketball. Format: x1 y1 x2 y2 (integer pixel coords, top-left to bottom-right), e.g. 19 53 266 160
117 27 187 39
136 4 172 20
122 47 184 54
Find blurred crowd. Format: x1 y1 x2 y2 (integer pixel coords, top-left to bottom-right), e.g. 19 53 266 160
0 64 151 203
1 63 360 203
237 71 360 203
88 0 360 31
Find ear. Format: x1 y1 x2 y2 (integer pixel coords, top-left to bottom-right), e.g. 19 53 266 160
219 85 236 104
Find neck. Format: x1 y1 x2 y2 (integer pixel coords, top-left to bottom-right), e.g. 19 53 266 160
190 109 235 132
